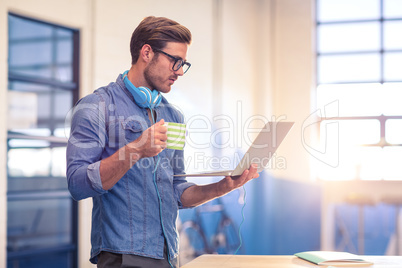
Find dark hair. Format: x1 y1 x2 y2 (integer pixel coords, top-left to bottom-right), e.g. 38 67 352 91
130 16 192 64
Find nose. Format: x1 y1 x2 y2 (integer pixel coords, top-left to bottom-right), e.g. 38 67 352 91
174 66 184 76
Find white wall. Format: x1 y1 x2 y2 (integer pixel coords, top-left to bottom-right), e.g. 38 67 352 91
271 0 315 181
221 0 273 151
92 0 216 117
0 0 315 266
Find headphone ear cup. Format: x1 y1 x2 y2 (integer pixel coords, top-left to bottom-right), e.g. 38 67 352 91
122 71 162 109
138 86 153 104
152 91 162 108
139 86 162 109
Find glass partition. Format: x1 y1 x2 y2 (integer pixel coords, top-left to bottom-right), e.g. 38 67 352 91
7 13 79 268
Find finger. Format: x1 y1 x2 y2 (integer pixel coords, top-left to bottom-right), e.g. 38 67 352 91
151 144 166 154
156 138 167 150
249 163 258 172
154 132 167 142
247 164 257 174
150 119 165 132
236 169 249 183
153 139 167 146
247 164 259 180
156 140 167 151
157 118 165 125
159 125 168 134
155 123 167 134
237 165 257 183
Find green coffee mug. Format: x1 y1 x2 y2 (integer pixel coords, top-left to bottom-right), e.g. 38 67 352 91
164 122 186 150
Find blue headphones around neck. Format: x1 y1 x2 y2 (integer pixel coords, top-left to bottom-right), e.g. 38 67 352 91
122 70 162 109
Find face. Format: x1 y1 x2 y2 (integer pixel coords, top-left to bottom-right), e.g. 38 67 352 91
143 42 189 94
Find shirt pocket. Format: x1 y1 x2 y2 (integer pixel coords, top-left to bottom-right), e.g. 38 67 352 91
121 119 147 144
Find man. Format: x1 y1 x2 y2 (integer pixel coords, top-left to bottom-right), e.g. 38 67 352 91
66 16 259 268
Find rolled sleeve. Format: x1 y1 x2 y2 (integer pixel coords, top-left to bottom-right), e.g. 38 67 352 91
87 161 108 194
174 180 196 209
66 93 108 200
171 149 195 209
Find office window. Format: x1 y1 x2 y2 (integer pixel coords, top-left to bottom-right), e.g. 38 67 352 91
7 13 79 267
316 0 402 180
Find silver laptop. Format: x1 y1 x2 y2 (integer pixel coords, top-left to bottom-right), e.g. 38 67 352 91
174 121 294 177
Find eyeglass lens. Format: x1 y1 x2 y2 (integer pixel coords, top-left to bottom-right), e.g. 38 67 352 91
173 60 190 73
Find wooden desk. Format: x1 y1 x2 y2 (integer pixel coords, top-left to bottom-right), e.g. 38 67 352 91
181 254 402 268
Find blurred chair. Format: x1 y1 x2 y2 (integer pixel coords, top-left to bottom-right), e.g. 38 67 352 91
336 193 377 255
381 196 402 255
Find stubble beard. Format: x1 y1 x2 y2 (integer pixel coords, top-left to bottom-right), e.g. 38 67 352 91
144 59 171 94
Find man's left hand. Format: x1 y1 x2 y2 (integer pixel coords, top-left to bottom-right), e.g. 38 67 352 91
221 164 260 192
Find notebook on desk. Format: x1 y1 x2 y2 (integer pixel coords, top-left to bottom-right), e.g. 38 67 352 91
174 121 294 178
295 251 374 267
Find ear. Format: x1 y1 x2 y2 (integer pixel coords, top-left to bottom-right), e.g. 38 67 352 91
140 44 153 63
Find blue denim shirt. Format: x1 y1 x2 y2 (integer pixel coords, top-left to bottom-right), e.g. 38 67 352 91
66 74 195 264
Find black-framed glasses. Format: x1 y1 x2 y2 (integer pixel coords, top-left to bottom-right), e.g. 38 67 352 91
152 47 191 74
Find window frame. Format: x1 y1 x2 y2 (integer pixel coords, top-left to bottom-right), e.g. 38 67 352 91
315 0 402 181
7 12 79 267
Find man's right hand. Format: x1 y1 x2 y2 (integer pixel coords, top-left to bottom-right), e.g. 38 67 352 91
128 119 168 158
